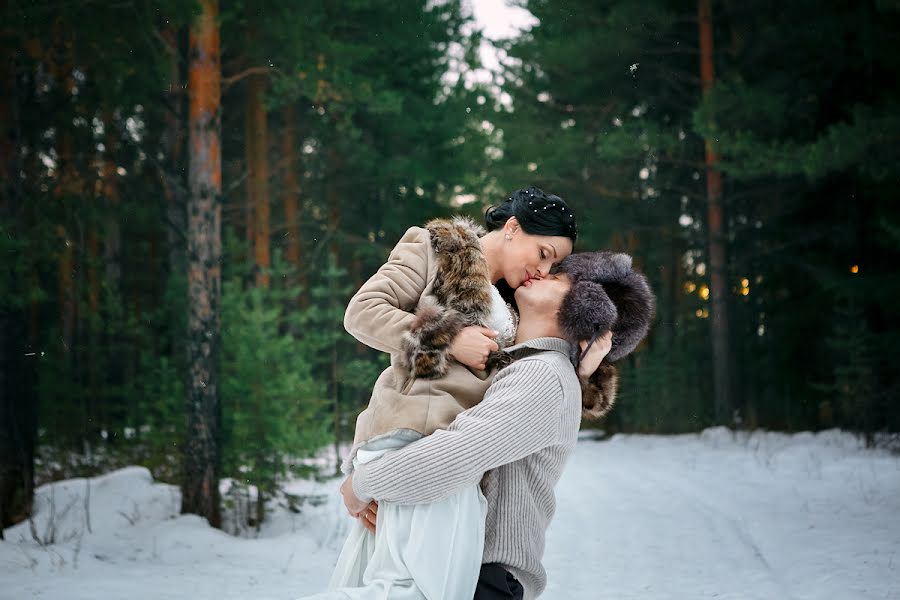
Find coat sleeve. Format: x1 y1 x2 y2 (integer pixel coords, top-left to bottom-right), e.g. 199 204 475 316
343 227 431 355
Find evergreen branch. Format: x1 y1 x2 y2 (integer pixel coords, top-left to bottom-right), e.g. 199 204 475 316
222 66 278 89
150 28 179 58
729 230 833 269
879 217 900 244
223 170 251 199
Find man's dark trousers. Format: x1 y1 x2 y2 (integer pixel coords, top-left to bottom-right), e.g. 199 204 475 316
473 563 524 600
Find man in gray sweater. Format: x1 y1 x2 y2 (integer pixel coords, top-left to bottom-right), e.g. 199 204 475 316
341 252 654 599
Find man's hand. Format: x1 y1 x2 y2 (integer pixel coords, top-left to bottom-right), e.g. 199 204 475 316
577 331 613 379
449 326 500 371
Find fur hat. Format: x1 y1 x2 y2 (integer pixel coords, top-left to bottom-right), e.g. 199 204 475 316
556 252 656 366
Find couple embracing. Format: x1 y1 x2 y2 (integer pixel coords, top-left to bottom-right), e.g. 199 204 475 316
301 187 655 600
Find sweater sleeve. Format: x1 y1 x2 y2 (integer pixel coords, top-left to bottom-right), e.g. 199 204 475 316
351 357 565 504
343 227 430 354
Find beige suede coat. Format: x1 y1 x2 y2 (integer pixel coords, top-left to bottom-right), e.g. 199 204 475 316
342 217 618 472
342 218 510 469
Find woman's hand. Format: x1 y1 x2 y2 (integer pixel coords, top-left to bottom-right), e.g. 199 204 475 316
577 331 613 379
360 501 378 534
449 326 499 371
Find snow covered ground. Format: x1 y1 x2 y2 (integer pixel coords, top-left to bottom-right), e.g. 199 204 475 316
2 428 898 600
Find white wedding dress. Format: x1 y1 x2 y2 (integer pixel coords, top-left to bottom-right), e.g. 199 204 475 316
298 286 516 600
297 432 487 600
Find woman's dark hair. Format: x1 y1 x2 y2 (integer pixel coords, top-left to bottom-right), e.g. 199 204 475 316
484 186 577 244
487 186 578 309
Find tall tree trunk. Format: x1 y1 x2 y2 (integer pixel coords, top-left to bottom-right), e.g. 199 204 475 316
50 26 79 357
102 112 121 299
85 114 100 314
0 44 36 536
326 149 342 474
281 105 304 301
698 0 732 425
183 0 222 528
87 231 100 313
161 26 186 280
85 224 100 443
0 309 35 534
56 146 77 355
243 78 254 256
100 110 123 441
246 74 270 288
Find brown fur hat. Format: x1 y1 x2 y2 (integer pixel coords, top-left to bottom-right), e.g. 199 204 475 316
556 252 656 366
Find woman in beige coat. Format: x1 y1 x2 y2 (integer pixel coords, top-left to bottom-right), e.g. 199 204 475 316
304 187 613 600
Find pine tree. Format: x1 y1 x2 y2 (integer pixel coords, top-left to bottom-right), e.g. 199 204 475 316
814 294 877 445
0 41 36 534
183 0 223 527
220 253 329 529
496 0 712 429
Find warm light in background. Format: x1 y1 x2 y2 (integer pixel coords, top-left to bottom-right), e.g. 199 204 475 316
684 281 697 294
741 278 749 288
699 285 710 300
851 265 859 274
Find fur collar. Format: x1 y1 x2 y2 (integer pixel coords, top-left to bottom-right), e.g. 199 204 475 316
400 217 496 378
425 216 492 327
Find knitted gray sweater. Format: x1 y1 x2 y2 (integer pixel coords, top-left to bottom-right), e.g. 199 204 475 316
352 337 583 599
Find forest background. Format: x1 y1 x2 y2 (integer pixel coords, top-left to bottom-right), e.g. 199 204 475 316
1 0 898 531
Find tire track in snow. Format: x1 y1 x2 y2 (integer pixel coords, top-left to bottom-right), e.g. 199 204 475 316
544 441 796 599
628 455 800 600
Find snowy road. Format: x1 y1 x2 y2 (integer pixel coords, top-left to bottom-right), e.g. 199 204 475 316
544 430 900 600
2 429 899 600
